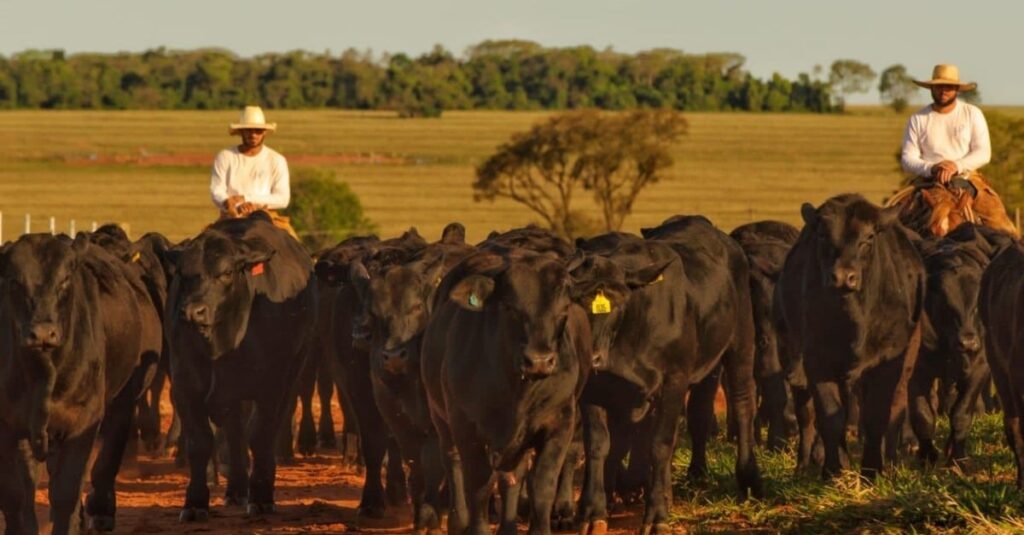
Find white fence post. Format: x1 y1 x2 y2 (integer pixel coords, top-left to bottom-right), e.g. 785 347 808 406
49 217 55 235
91 221 97 232
24 214 30 234
0 210 3 243
69 219 76 236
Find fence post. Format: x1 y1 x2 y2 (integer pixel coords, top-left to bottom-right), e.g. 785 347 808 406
49 216 55 236
0 210 3 243
1016 207 1020 231
24 214 30 234
69 219 76 236
91 221 97 232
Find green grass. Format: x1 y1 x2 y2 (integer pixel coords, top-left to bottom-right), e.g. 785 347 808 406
670 413 1024 533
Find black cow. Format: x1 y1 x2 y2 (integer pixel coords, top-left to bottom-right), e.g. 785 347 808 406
165 213 317 521
313 229 426 518
909 224 1012 467
0 234 161 535
730 221 800 451
352 224 474 532
568 232 680 535
776 194 925 479
422 246 590 535
978 233 1024 487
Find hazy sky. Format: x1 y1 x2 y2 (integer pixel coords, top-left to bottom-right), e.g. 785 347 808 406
1 0 1020 104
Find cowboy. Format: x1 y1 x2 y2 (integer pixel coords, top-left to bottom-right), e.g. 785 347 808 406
899 64 1017 236
210 105 298 237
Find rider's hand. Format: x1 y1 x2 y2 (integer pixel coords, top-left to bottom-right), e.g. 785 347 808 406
932 161 958 184
237 202 257 216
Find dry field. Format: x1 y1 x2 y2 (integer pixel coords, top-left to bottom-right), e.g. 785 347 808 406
0 108 925 243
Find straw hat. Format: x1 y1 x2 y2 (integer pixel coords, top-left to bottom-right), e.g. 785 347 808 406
913 64 977 91
229 106 277 135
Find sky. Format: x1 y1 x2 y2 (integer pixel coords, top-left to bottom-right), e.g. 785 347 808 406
0 0 1021 104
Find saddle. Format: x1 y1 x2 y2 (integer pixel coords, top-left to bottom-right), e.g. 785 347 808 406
886 174 1018 238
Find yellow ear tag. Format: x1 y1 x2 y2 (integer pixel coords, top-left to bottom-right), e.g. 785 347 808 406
591 292 612 315
131 251 141 263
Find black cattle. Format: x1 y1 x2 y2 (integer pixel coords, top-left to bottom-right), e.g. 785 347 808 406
978 233 1024 487
776 194 925 479
313 229 426 518
621 217 763 532
352 224 474 532
422 246 590 535
568 232 681 535
165 213 317 521
730 221 800 451
0 234 161 535
909 224 1012 467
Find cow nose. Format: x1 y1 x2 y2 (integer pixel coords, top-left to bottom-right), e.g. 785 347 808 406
832 267 860 291
184 303 209 325
958 333 981 354
381 345 408 374
523 350 557 376
23 322 61 349
592 349 608 370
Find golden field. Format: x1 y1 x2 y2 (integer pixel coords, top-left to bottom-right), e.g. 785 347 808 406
0 107 992 243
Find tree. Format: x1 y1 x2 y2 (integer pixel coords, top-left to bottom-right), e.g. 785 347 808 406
878 64 915 112
282 167 376 251
473 109 685 238
981 112 1024 215
829 59 876 110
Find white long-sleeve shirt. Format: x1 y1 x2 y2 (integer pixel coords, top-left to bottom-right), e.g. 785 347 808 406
210 146 290 210
900 100 991 178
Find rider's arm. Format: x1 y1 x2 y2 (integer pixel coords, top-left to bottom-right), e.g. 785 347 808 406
245 154 290 209
900 116 932 177
210 151 230 209
955 107 991 174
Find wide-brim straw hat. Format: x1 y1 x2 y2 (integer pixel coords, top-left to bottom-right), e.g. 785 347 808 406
914 64 977 91
229 105 277 135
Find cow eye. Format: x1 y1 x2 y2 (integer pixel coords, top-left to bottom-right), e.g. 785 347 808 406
218 272 233 284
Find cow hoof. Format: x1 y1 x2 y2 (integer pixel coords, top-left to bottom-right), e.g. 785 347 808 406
224 495 248 507
179 508 209 523
246 502 276 517
86 514 116 532
358 504 387 519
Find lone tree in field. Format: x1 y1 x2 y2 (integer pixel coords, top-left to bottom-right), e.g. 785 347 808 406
283 167 377 251
829 59 876 110
878 64 915 112
473 109 686 238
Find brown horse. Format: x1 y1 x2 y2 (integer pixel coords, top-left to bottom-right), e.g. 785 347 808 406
888 176 1018 238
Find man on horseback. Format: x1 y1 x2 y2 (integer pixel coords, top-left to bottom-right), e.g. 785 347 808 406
897 64 1017 236
210 105 299 238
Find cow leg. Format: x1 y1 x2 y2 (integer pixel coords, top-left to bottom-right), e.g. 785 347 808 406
274 395 297 465
686 367 721 483
139 368 166 454
178 395 213 521
908 355 941 466
860 356 906 480
296 355 318 456
337 386 361 466
812 380 849 478
417 433 446 535
551 429 580 532
0 426 40 535
945 363 988 467
458 436 494 535
352 397 389 518
722 342 764 499
248 398 289 516
86 365 150 532
317 367 337 449
991 368 1024 488
762 372 792 452
497 455 528 535
792 385 820 473
618 411 653 505
220 403 250 506
386 437 409 506
523 406 573 535
48 423 99 535
577 403 611 534
439 434 468 534
642 378 687 534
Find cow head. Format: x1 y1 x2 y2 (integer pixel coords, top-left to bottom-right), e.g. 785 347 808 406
801 197 900 293
569 255 673 370
924 246 986 368
166 232 274 358
360 257 445 375
0 234 87 459
448 252 575 378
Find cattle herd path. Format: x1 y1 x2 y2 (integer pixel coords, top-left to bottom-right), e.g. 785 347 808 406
6 394 644 534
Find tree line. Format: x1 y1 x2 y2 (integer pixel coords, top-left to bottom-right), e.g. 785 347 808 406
0 41 836 115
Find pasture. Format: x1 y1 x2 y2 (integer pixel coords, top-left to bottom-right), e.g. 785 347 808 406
0 108 915 242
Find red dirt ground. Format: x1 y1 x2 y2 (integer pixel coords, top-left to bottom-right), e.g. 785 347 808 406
3 393 648 534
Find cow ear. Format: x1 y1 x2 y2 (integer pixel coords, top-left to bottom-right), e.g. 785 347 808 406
639 227 654 239
625 258 674 288
449 274 495 311
878 205 901 229
800 203 818 226
349 260 371 296
238 237 275 269
441 222 466 244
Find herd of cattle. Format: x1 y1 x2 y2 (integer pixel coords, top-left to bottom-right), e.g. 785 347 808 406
2 192 1024 535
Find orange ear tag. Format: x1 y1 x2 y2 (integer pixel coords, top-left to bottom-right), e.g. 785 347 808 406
251 262 265 276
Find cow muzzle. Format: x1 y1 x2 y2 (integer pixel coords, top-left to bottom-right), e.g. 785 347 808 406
831 266 861 292
22 322 61 350
522 349 557 377
183 303 211 327
380 344 409 375
956 333 982 355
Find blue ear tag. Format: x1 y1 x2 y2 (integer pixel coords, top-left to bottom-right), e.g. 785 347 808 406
468 293 481 309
